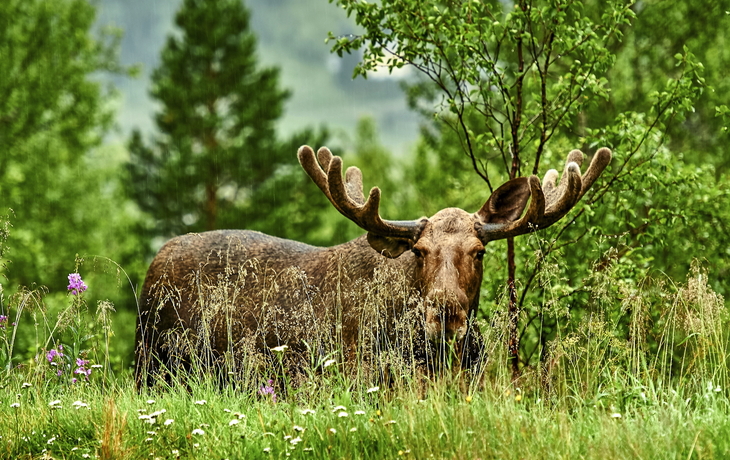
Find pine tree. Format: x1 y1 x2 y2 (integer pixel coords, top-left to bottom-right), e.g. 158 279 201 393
129 0 290 236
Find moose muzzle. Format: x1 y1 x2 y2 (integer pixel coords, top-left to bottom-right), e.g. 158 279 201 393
424 288 469 342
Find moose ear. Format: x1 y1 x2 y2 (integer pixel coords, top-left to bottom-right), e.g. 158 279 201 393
476 176 531 224
366 233 412 258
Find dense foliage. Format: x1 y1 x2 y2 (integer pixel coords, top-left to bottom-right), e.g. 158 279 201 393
328 0 729 376
0 0 142 292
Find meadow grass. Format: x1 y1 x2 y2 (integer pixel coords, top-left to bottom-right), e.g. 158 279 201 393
3 372 730 459
1 257 730 459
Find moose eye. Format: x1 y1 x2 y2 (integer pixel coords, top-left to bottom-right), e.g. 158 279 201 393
412 248 423 258
475 250 485 261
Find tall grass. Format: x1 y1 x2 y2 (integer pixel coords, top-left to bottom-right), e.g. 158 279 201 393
1 244 729 458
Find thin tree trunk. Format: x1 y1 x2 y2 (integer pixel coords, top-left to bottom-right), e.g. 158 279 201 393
507 236 519 381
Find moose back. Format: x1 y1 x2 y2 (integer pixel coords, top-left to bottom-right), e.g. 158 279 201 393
134 145 611 386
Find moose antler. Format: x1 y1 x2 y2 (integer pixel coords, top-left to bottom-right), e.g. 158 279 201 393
476 148 612 241
298 145 426 240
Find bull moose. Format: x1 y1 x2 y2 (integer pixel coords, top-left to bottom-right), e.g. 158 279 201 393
135 145 611 386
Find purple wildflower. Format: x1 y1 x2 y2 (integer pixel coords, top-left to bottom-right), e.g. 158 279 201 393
258 379 277 403
0 315 7 328
47 347 64 363
67 273 88 295
74 357 92 381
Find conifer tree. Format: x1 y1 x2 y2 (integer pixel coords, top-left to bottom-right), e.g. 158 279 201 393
129 0 289 236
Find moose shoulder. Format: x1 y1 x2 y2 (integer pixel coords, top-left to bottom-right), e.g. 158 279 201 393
135 145 611 386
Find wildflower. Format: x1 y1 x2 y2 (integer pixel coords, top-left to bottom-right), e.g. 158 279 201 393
349 427 357 432
21 382 32 389
354 410 366 416
610 413 622 418
146 431 157 436
72 400 89 410
47 436 57 445
74 358 93 381
271 344 288 353
289 437 302 445
300 409 315 415
191 428 205 435
233 412 246 419
194 400 207 405
323 359 336 368
332 405 347 412
223 408 231 413
515 394 522 402
259 380 277 403
263 447 271 453
48 400 62 408
328 428 337 434
10 402 20 408
164 419 174 426
384 420 397 426
465 395 473 403
293 425 305 432
138 414 156 424
67 273 88 295
338 411 348 418
147 400 156 404
366 386 380 393
229 419 240 426
91 364 103 369
171 450 180 456
47 347 64 364
0 315 7 328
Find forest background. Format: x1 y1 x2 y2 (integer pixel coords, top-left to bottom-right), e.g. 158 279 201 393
1 0 730 377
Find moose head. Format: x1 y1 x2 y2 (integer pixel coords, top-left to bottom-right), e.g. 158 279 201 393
297 145 612 343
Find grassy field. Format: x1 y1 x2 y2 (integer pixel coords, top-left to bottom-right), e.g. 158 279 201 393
2 263 730 459
2 374 730 459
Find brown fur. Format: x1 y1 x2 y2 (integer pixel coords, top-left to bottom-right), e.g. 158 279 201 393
134 146 611 387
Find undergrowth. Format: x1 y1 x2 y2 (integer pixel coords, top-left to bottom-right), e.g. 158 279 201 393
1 238 729 458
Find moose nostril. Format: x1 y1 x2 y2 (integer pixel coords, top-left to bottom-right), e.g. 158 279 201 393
425 293 468 342
429 289 468 314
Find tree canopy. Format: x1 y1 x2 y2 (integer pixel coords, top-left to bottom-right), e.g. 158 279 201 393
0 0 140 291
128 0 290 237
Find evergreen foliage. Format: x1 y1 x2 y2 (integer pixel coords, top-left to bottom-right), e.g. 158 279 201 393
128 0 290 237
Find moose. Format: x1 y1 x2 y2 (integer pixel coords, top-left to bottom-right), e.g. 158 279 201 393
135 145 611 386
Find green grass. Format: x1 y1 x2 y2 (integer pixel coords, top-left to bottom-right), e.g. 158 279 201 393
2 258 730 459
2 374 730 459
